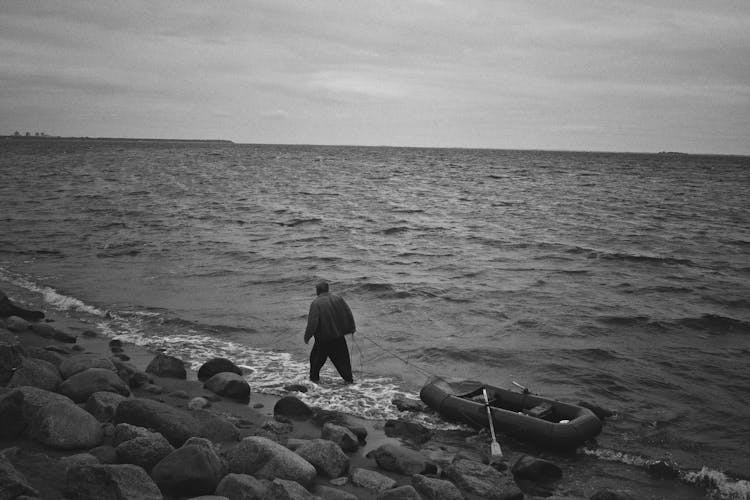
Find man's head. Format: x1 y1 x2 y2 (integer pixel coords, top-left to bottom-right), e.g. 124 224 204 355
315 281 329 295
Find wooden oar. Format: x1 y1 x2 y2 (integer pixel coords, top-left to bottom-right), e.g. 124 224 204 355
482 388 503 461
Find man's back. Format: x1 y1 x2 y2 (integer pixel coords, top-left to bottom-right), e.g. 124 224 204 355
305 292 355 343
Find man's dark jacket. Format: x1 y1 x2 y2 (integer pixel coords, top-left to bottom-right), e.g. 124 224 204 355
304 292 356 343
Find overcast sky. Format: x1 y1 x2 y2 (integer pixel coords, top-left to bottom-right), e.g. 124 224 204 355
2 1 749 154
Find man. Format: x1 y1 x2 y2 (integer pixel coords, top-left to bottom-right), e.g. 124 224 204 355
304 281 356 384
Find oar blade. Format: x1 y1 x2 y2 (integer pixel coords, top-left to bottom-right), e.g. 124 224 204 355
490 440 503 459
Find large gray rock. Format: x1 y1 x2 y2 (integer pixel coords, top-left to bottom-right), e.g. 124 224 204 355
295 439 349 478
274 396 313 419
8 356 61 391
384 419 433 444
198 357 243 381
412 474 464 500
15 385 73 420
215 473 270 500
114 397 200 447
116 433 175 472
191 408 241 443
0 390 26 438
23 345 63 366
350 467 397 492
28 400 104 450
511 454 562 482
0 453 39 499
223 436 317 487
59 353 116 379
267 478 316 500
59 367 130 403
65 463 162 500
0 338 24 383
376 485 421 500
321 422 359 452
444 458 523 500
145 353 187 379
85 391 127 422
366 443 436 476
113 423 162 446
5 315 30 332
151 439 225 497
204 372 251 402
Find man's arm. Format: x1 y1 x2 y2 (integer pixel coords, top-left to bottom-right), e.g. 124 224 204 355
304 301 318 343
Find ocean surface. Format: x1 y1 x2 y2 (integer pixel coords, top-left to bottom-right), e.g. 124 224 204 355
1 139 749 498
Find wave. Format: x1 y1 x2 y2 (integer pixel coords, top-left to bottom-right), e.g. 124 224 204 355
671 314 750 335
0 269 106 317
276 217 322 227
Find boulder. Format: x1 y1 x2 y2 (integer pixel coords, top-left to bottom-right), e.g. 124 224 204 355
0 390 26 438
321 422 359 452
274 395 313 419
59 453 100 471
116 433 175 472
511 455 562 482
197 357 243 381
392 395 428 413
223 436 317 487
28 400 104 450
295 439 350 478
112 423 162 446
350 467 397 492
0 453 39 499
191 409 241 443
5 315 30 332
145 353 187 379
115 397 200 447
59 367 130 403
53 330 77 343
204 372 251 402
59 353 116 379
366 444 436 476
89 445 118 464
8 356 61 391
85 391 127 422
0 338 25 383
376 485 422 500
23 345 63 366
29 322 57 338
189 396 211 410
384 419 433 444
0 292 44 321
111 357 151 388
215 473 271 500
15 385 74 421
412 473 464 500
267 478 316 500
65 463 162 500
443 458 523 500
151 440 225 497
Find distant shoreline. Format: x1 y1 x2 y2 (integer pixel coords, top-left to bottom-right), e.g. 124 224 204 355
1 135 233 144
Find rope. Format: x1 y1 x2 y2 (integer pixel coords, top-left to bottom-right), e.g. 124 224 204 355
354 331 439 380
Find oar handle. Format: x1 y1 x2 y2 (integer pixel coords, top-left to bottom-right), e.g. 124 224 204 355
512 381 530 394
482 389 498 442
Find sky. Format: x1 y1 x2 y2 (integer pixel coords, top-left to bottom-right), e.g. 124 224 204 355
1 1 749 154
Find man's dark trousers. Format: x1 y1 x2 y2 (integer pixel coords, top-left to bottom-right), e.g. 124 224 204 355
309 337 353 383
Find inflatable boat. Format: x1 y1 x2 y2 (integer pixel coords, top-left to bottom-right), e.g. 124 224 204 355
419 377 602 449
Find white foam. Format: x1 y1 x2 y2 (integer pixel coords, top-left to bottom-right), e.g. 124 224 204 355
0 267 105 316
683 467 750 500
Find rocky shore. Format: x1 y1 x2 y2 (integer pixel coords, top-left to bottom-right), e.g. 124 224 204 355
0 291 655 500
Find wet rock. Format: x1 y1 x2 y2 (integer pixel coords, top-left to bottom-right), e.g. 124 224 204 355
65 463 162 500
267 478 317 500
114 397 200 447
578 401 614 421
366 443 436 476
85 391 127 422
274 395 313 419
589 489 637 500
0 453 39 499
0 338 25 383
384 419 433 444
215 473 271 500
28 400 104 450
284 384 308 393
116 433 175 472
412 473 464 500
59 367 131 403
53 330 77 343
295 439 350 478
321 422 359 452
111 357 151 388
444 458 523 500
392 395 428 413
0 390 26 438
222 436 317 487
146 353 187 379
9 356 61 391
5 315 30 332
59 353 116 379
263 419 294 435
197 357 243 381
151 440 225 497
350 467 397 492
0 293 44 321
30 322 57 338
204 372 251 402
377 485 422 500
512 455 563 481
312 484 358 500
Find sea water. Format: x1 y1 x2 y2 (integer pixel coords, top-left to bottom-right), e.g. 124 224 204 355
1 139 749 498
